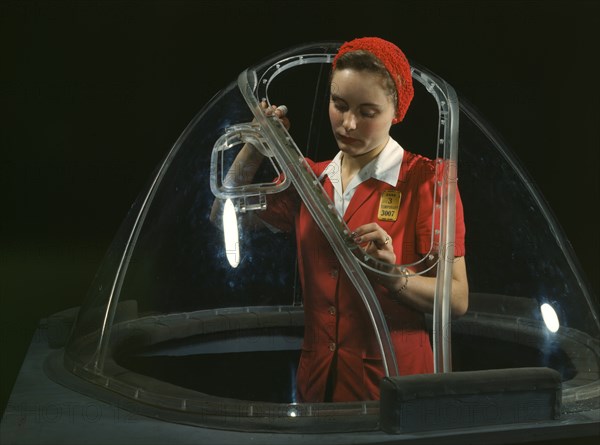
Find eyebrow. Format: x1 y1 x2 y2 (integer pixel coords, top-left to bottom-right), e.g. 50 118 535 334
330 94 382 108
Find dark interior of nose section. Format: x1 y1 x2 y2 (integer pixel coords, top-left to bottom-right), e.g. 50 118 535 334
46 42 599 434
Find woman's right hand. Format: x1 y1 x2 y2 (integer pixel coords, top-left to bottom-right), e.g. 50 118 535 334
260 99 291 130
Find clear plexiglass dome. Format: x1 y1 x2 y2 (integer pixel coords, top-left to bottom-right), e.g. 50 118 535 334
46 41 599 434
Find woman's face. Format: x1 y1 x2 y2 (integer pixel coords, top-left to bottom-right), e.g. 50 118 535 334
329 68 396 158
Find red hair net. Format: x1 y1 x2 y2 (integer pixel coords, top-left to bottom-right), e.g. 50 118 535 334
332 37 414 123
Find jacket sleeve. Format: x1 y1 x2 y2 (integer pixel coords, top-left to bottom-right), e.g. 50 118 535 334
415 158 466 257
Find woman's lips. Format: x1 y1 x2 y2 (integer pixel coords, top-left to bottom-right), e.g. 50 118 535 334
338 134 359 144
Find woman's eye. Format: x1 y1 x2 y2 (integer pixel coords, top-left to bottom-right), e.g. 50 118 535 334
331 100 376 118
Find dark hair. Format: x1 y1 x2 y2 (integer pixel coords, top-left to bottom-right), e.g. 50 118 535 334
332 50 398 108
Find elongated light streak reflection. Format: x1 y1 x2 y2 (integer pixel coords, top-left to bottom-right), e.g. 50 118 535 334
540 303 560 333
223 199 240 268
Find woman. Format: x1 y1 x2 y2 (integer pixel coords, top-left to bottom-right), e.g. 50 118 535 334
213 37 468 402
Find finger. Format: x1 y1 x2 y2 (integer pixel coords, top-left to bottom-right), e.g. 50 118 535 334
364 243 396 264
377 233 393 250
266 105 288 118
353 223 381 236
262 103 291 129
280 116 291 130
353 224 392 249
383 233 392 246
353 230 379 245
275 105 288 117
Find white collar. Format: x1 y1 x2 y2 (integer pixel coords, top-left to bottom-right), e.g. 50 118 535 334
324 137 404 193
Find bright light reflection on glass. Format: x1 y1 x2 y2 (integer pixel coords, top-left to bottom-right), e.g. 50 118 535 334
540 303 560 333
223 199 240 268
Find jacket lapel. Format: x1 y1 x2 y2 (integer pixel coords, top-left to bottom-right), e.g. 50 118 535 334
317 153 413 224
343 178 389 223
343 151 415 223
323 175 334 201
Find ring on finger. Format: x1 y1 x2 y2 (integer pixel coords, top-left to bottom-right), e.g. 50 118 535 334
384 235 391 245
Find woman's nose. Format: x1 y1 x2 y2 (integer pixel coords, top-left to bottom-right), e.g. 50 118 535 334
343 112 357 131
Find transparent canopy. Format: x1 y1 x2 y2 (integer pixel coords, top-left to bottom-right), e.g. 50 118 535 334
55 42 599 433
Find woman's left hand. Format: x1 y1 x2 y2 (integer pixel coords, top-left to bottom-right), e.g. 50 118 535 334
353 223 396 266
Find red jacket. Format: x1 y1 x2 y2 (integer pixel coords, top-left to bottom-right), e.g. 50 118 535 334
260 151 466 402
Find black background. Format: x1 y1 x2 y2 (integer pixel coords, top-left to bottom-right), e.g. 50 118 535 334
1 0 599 422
